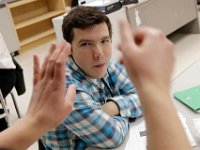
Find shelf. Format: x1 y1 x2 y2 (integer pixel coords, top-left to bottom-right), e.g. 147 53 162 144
20 29 54 46
8 0 38 8
15 10 64 30
8 0 66 51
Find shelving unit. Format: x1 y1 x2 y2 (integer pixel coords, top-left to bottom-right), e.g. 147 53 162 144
20 29 54 46
65 0 73 6
8 0 66 52
15 10 64 30
8 0 38 8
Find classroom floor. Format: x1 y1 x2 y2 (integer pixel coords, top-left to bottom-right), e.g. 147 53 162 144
5 7 200 150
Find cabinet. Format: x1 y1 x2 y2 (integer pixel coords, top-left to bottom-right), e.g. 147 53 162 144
126 0 200 35
8 0 66 51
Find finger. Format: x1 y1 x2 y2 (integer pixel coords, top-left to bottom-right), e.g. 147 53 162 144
33 55 40 86
116 47 124 65
134 26 164 46
119 19 137 57
49 42 57 53
119 20 137 64
64 84 76 112
44 41 67 79
56 41 71 63
119 19 133 42
40 43 57 79
53 42 71 81
118 56 124 65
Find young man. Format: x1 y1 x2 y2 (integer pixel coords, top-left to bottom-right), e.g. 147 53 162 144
42 6 143 149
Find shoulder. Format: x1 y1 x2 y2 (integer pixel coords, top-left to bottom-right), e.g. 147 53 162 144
65 73 87 91
65 65 90 93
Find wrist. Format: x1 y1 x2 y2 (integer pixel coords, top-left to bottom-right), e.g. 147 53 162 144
23 114 50 134
136 82 172 108
0 116 50 149
136 79 170 96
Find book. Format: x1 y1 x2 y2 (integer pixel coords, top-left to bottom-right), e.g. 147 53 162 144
174 85 200 113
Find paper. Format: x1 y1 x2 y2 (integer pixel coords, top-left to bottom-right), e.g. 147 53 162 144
178 113 196 147
193 118 200 139
124 113 196 150
125 118 146 150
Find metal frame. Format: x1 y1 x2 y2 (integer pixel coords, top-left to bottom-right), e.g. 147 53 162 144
0 89 21 120
0 89 9 120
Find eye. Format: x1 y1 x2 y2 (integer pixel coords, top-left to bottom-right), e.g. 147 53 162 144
101 38 111 44
80 42 91 47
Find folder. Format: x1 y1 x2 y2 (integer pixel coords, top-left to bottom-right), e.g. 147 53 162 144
174 85 200 113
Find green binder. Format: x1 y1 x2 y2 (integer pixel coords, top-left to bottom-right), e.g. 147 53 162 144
174 85 200 113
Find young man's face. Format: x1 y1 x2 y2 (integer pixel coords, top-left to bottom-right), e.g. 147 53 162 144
71 23 112 79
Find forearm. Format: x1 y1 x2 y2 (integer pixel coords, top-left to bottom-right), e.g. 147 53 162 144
84 116 129 148
137 83 191 150
71 92 129 148
66 109 129 148
0 116 49 150
101 101 119 116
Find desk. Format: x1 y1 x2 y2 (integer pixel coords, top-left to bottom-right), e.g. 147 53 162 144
87 60 200 150
171 60 200 150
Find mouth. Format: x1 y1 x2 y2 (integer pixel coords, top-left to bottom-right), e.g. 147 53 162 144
94 63 105 68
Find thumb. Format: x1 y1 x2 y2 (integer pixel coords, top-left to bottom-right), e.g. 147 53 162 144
119 19 138 57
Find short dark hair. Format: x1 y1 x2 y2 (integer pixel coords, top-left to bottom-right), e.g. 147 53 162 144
62 6 112 43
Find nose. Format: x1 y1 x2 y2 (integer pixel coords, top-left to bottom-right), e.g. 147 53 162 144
93 44 104 60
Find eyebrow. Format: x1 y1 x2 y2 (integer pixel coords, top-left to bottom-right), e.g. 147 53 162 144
78 36 110 44
101 36 110 40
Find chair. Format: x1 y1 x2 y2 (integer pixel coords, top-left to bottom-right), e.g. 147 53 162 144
0 33 24 120
0 89 8 120
0 88 21 119
9 91 21 118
